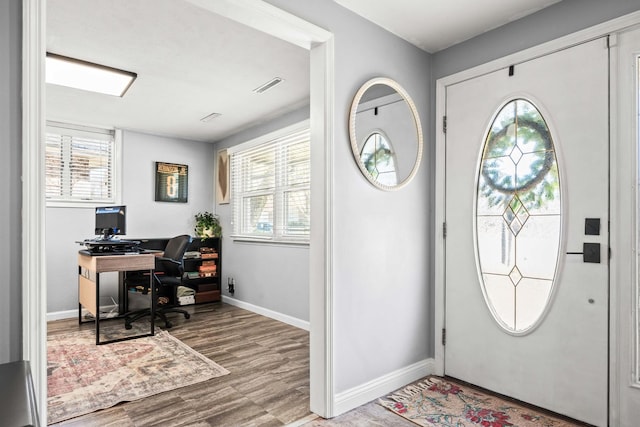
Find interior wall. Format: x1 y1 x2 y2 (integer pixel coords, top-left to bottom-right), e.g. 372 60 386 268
45 130 214 314
214 106 311 323
0 0 22 363
433 0 640 79
266 0 432 396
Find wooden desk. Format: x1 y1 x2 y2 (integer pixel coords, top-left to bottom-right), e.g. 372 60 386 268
78 252 155 345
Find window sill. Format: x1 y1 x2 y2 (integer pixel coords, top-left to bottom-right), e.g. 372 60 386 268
46 201 118 209
230 235 309 247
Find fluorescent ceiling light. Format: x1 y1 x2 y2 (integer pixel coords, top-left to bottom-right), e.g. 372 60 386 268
46 53 137 97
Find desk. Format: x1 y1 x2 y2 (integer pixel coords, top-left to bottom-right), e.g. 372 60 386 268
78 252 155 345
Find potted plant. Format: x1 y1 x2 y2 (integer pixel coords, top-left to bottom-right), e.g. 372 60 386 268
194 211 222 238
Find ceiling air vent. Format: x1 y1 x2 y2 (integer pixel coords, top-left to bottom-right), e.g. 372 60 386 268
253 77 284 94
200 112 222 123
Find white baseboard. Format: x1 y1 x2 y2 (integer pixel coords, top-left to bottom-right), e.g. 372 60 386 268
47 309 77 322
222 295 310 331
47 299 310 332
47 304 121 322
333 358 436 417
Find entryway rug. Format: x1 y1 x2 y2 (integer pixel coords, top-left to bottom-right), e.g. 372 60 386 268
47 329 229 425
378 376 581 427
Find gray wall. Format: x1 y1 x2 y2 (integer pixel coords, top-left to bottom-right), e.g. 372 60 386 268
0 0 22 363
433 0 640 79
267 0 432 394
46 130 215 313
214 106 311 323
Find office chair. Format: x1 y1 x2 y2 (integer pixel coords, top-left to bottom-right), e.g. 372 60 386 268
125 234 192 329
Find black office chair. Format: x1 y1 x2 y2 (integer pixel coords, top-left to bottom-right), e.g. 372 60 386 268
125 234 192 329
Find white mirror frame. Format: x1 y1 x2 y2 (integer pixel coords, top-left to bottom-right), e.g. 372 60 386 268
348 77 423 191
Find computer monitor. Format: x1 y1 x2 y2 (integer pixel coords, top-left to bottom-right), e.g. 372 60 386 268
95 205 126 240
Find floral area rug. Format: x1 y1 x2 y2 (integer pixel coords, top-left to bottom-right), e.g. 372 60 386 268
47 329 229 425
378 377 582 427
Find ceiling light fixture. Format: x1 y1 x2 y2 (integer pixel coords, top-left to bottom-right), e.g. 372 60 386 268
200 112 222 123
252 77 284 94
46 52 137 97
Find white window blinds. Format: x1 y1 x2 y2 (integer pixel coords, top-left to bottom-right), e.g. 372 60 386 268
45 122 116 204
231 127 310 243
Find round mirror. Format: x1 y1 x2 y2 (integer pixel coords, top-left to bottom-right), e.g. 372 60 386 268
349 77 423 190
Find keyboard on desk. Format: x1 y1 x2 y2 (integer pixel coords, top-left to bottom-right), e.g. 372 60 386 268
79 249 140 256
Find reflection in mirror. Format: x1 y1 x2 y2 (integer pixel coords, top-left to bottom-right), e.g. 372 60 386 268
349 78 423 190
360 131 397 186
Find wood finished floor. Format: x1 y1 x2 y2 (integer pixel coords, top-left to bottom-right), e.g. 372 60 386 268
47 302 409 427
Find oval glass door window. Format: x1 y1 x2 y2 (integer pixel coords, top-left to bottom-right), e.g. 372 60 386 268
476 99 561 334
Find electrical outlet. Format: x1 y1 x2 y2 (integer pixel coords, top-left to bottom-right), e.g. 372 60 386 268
227 277 235 295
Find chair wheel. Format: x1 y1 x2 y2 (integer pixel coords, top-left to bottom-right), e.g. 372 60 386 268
165 321 173 328
125 323 132 330
185 313 191 319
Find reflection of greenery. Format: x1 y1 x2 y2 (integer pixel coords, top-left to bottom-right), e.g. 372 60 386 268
361 132 397 185
250 196 270 233
363 147 392 177
479 100 559 210
286 189 310 233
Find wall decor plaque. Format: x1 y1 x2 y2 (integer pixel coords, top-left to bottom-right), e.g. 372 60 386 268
216 149 230 204
155 161 188 203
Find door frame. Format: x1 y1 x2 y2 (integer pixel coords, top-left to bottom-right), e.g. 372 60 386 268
22 0 336 420
435 10 640 425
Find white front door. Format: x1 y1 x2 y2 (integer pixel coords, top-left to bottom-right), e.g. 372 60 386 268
444 38 609 426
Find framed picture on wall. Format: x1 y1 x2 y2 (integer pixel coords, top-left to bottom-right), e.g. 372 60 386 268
216 149 230 204
155 161 188 203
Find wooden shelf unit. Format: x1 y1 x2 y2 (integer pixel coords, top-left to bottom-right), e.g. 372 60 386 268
136 236 222 306
182 237 221 304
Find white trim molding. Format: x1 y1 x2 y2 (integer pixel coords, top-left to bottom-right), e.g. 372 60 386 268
609 23 640 426
46 310 77 322
334 359 435 416
22 0 47 420
221 296 310 331
184 0 330 50
309 35 336 418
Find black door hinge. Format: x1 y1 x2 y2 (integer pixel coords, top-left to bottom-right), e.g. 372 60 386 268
442 116 447 134
442 328 446 346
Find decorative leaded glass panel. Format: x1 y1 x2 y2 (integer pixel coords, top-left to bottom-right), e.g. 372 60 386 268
476 99 561 334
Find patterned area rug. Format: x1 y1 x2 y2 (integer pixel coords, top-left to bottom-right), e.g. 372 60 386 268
47 329 229 425
379 377 581 427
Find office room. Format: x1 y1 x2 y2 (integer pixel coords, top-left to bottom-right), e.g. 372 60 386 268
6 0 640 426
41 0 315 425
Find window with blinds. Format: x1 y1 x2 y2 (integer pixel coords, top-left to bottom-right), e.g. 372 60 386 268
45 122 116 204
231 126 310 243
